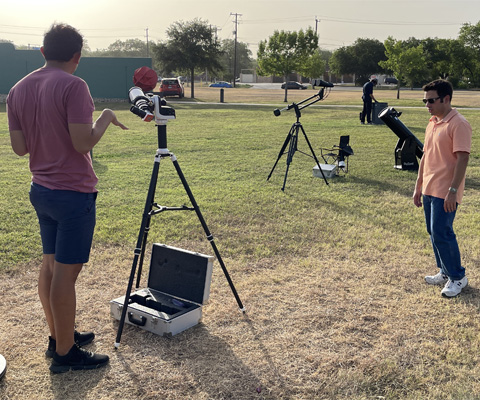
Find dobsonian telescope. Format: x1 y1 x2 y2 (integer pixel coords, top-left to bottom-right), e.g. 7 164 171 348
379 107 424 171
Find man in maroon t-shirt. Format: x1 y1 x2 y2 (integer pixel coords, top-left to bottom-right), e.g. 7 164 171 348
7 23 127 373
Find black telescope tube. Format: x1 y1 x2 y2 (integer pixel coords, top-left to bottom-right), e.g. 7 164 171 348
311 79 334 87
379 107 424 159
130 106 148 119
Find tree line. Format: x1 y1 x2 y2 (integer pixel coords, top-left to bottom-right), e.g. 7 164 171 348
149 18 480 98
330 21 480 90
4 19 480 98
257 21 480 92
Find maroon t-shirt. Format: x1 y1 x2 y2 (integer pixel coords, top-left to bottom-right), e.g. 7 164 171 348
7 66 97 192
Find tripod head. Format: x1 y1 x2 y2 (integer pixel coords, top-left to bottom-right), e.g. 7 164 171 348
128 87 176 151
129 87 176 125
273 81 332 118
128 67 177 151
129 66 176 125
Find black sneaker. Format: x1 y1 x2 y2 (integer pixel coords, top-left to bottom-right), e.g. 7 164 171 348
45 330 95 358
50 344 109 373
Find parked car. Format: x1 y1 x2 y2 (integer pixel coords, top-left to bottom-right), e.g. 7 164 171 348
384 77 398 85
159 78 184 98
209 81 233 88
281 81 308 90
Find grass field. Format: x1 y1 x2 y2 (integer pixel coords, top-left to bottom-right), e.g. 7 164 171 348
0 87 480 399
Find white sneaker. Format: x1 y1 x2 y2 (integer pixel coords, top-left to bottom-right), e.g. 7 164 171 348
425 271 448 285
441 276 468 298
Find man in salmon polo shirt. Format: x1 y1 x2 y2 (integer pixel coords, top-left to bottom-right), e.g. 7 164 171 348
413 79 472 298
7 23 128 372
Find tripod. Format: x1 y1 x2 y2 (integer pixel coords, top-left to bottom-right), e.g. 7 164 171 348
267 88 330 191
114 121 245 348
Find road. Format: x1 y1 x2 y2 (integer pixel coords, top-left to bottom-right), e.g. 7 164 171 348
248 82 364 91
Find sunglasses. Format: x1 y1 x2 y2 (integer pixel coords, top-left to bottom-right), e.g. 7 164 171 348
423 96 442 104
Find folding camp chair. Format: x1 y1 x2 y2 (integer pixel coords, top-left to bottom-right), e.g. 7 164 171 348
320 135 354 175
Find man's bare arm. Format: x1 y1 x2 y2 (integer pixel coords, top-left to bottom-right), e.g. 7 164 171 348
69 109 128 154
10 129 28 156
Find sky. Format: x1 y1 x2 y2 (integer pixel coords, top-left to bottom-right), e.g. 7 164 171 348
1 0 479 55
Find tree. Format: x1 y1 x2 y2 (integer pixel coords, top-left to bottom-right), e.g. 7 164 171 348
318 49 333 73
87 39 149 58
330 38 386 85
151 19 223 98
257 28 318 102
329 46 356 79
219 39 254 82
350 38 387 84
459 21 480 52
458 22 480 87
298 50 326 83
379 37 428 97
421 38 467 85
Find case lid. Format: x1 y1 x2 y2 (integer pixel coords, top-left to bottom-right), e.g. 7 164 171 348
0 354 6 381
148 243 214 305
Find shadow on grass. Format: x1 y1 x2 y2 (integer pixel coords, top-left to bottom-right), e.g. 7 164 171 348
49 362 109 400
329 173 414 197
241 314 289 394
92 159 108 176
113 322 268 399
454 285 480 309
465 177 480 191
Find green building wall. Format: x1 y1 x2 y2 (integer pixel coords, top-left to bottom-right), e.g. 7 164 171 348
0 43 152 99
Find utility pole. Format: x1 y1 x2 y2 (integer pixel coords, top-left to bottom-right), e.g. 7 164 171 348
230 12 242 87
210 24 221 44
145 27 149 57
315 17 320 39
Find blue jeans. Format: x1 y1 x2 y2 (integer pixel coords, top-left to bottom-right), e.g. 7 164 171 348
423 195 464 280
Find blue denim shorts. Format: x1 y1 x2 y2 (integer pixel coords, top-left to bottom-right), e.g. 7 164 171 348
29 182 97 264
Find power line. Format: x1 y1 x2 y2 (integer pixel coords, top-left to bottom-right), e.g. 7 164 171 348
316 16 463 26
241 15 464 27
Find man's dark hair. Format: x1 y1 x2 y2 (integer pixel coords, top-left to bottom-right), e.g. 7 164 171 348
423 79 453 101
43 23 83 62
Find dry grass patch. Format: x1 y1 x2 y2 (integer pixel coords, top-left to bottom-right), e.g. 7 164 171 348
2 240 480 399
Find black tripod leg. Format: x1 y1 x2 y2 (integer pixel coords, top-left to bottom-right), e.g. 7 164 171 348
267 124 295 181
114 154 161 348
299 125 329 186
281 125 298 191
170 154 246 312
135 217 152 288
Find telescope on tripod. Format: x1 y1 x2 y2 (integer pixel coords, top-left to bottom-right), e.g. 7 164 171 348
113 67 245 347
268 79 334 191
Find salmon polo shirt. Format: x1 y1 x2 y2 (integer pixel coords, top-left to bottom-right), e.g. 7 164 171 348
422 108 472 204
